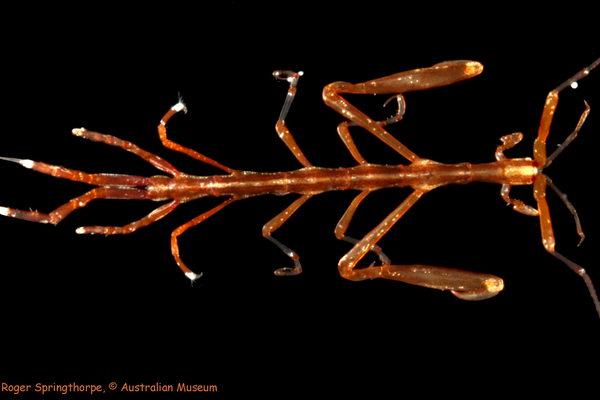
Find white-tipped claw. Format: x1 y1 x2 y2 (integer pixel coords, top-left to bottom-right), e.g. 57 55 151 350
0 157 34 169
172 98 188 114
72 128 86 136
185 271 203 285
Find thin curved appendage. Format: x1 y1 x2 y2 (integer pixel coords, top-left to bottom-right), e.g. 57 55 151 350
323 61 483 163
262 194 312 276
76 200 179 235
335 190 390 265
171 197 236 283
0 186 149 225
337 190 503 300
500 184 539 217
544 101 590 169
273 70 312 168
337 94 407 165
545 176 584 246
158 100 234 174
533 57 599 166
534 174 600 318
72 128 180 176
495 132 524 161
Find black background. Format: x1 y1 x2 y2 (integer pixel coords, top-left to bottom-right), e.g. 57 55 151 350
1 4 598 396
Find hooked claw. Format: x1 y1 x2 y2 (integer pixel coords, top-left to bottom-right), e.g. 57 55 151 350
185 271 203 286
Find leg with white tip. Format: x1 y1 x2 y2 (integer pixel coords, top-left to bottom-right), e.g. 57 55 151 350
273 70 312 168
262 194 312 276
170 197 236 284
157 97 234 173
0 186 149 225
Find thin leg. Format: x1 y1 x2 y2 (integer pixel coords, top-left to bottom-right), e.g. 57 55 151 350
262 194 312 276
0 187 149 225
76 200 179 235
495 132 524 161
171 197 236 283
339 190 424 279
500 184 539 216
0 156 149 187
334 191 390 265
338 190 503 300
273 70 312 168
337 94 407 165
545 176 584 245
544 100 590 168
323 61 484 163
533 57 599 166
158 99 234 174
533 174 600 318
72 128 180 176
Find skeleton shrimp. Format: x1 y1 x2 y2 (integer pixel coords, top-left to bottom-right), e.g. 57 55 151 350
1 59 598 318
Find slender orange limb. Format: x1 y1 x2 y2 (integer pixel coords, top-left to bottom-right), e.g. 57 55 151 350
171 197 236 283
533 58 599 166
323 60 483 163
337 190 504 299
334 190 390 265
73 128 180 176
338 190 423 278
335 94 407 165
158 99 234 174
76 200 179 235
0 156 149 187
0 186 149 225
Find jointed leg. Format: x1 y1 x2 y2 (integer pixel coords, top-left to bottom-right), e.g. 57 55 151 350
158 98 234 174
262 194 312 276
533 57 599 166
0 156 149 187
72 128 180 176
544 100 591 168
338 190 424 279
0 187 149 225
338 190 504 300
171 197 236 283
337 94 406 165
533 174 599 317
335 191 390 265
323 61 484 163
273 70 312 168
76 200 179 235
545 176 584 245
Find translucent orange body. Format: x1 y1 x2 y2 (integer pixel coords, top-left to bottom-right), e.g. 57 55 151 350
1 59 598 318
